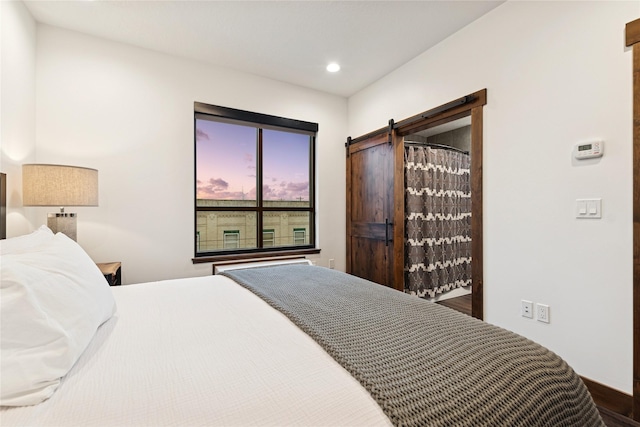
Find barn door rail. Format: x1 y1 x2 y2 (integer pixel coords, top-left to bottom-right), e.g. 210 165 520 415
392 94 475 131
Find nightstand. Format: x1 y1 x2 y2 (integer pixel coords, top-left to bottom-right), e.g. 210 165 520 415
97 262 122 286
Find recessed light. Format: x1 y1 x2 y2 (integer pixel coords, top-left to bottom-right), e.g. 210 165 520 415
326 63 340 73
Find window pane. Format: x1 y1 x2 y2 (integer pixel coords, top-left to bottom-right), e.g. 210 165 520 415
263 129 310 207
196 211 257 253
196 119 257 207
262 211 310 247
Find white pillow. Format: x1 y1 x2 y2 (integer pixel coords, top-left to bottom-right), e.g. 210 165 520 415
0 225 54 255
1 232 116 406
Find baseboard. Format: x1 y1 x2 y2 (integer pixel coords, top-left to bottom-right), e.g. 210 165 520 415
582 376 633 418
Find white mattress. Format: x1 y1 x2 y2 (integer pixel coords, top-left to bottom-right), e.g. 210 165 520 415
1 275 392 426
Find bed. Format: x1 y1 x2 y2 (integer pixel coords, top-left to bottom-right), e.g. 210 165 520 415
1 227 604 426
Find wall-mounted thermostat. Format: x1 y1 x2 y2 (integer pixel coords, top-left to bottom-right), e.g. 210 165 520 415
574 140 603 160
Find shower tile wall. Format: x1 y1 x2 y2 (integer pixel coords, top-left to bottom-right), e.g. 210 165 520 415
426 125 471 153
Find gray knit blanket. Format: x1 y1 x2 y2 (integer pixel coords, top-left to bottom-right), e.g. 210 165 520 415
223 265 604 427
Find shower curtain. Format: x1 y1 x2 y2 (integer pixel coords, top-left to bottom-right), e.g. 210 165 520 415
404 145 471 298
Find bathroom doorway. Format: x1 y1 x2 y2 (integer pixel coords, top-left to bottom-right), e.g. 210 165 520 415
404 117 473 313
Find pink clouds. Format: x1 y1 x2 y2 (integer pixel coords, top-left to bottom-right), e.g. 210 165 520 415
197 177 246 200
263 181 309 201
197 177 309 201
209 178 228 191
196 129 209 141
285 182 308 192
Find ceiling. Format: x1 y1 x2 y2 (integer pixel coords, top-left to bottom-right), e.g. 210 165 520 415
24 1 504 97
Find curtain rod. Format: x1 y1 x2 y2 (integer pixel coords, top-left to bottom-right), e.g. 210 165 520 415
404 141 469 155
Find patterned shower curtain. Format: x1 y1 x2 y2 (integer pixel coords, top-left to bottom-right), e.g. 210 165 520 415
404 145 471 298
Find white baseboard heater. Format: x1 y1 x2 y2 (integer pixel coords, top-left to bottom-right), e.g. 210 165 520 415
214 257 312 275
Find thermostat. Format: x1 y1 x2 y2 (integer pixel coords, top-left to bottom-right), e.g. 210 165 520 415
574 140 603 160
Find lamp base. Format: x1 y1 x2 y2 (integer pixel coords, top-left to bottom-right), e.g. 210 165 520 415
48 212 77 241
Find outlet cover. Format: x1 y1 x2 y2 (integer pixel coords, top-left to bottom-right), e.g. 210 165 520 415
537 304 550 323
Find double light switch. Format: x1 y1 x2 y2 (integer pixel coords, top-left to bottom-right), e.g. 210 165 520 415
576 199 601 219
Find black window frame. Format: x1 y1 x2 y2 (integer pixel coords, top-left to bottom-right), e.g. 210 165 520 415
193 102 318 261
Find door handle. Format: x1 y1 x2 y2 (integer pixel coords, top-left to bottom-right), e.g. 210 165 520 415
385 218 393 246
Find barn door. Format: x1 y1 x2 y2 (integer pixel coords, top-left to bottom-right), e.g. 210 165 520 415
346 129 396 288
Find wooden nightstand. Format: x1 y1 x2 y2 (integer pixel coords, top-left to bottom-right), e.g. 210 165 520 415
97 262 122 286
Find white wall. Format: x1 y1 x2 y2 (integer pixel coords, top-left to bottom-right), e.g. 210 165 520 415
34 25 347 284
1 0 37 236
349 1 637 394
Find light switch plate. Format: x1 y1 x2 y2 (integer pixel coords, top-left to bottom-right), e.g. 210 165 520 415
576 198 601 219
521 300 533 319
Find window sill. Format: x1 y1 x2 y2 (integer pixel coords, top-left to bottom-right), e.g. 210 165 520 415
192 248 321 264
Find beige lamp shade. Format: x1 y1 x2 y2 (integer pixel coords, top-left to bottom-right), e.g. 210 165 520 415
22 164 98 207
22 164 98 241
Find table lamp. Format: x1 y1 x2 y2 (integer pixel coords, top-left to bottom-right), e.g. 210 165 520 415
22 164 98 241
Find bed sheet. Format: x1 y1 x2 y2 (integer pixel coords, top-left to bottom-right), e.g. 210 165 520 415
1 275 392 427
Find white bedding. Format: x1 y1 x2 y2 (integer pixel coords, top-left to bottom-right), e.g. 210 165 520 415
0 275 392 427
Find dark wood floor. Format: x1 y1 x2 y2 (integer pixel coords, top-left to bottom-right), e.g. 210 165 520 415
598 407 640 427
435 293 472 316
434 294 639 427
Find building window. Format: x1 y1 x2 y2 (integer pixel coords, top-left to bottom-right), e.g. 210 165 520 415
263 229 275 247
195 102 317 257
293 228 306 245
223 230 240 249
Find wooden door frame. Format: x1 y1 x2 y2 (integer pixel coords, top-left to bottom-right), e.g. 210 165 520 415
392 89 487 319
626 17 640 422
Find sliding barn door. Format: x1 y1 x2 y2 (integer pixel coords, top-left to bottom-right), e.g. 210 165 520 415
346 131 396 287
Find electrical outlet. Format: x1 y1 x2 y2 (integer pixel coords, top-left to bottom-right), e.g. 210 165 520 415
537 304 550 323
329 259 335 269
521 300 533 319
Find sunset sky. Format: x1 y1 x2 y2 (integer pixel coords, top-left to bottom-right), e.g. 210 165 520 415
196 119 310 202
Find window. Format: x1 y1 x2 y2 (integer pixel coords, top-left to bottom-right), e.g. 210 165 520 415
223 230 240 249
263 229 275 247
293 228 306 245
195 102 317 258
